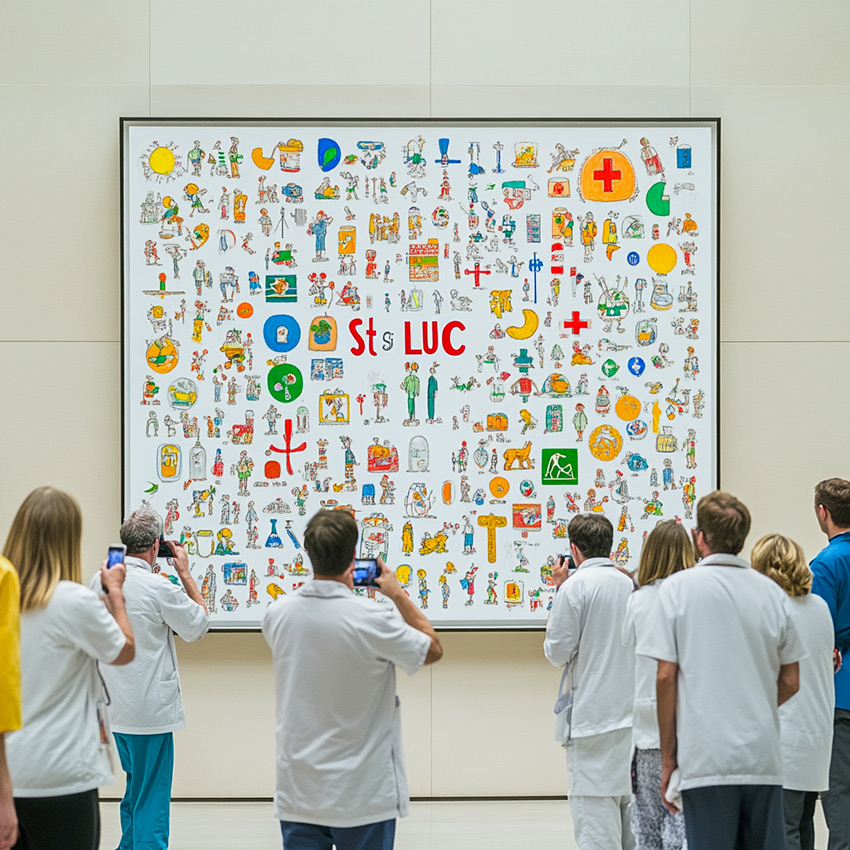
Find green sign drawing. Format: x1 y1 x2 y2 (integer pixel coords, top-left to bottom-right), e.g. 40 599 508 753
541 448 579 486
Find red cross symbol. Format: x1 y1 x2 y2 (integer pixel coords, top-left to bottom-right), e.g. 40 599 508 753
563 311 589 335
464 262 491 288
592 157 622 193
265 419 307 475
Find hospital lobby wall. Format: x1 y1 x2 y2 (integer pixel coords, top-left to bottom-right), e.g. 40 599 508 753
1 0 849 797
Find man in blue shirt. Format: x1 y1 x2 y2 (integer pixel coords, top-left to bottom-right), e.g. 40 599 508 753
812 477 850 850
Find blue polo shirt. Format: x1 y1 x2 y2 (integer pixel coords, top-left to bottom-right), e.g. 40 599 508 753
811 530 850 710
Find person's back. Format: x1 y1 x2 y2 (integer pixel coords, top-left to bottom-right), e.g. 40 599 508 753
655 561 798 787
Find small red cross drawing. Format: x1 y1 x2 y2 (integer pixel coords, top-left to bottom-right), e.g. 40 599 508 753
265 419 307 475
563 311 589 335
592 157 622 193
464 262 491 288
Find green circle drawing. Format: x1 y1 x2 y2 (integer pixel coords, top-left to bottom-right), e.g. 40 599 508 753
267 364 304 403
646 181 670 216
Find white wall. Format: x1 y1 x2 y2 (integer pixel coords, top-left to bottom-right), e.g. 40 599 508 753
2 0 850 797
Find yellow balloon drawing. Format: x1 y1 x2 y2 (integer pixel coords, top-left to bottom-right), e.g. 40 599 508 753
588 424 623 462
647 243 677 275
615 394 642 422
506 309 539 340
148 146 176 176
251 147 275 170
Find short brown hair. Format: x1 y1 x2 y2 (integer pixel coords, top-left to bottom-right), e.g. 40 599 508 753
815 478 850 528
2 487 83 611
568 513 614 560
637 520 695 587
303 509 358 576
751 534 812 598
696 490 751 555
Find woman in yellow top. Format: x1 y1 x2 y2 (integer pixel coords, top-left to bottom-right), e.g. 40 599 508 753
0 555 21 850
2 487 135 850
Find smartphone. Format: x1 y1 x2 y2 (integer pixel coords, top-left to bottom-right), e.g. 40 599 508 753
352 558 380 588
558 554 576 574
157 539 174 558
106 544 126 569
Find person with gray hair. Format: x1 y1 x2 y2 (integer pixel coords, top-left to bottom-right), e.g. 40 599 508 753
90 507 209 850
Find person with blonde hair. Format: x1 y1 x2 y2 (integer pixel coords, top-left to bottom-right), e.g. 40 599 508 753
752 534 835 850
2 487 134 850
623 520 694 849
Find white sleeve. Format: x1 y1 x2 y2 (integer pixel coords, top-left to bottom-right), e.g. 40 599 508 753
635 583 678 663
621 592 637 649
779 594 809 666
158 580 210 642
543 583 582 668
362 607 431 677
61 584 126 664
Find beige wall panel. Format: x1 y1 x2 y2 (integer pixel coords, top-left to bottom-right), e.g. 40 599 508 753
0 343 122 579
150 0 430 88
430 85 691 118
0 0 149 85
691 1 850 87
0 86 149 342
430 632 565 796
398 663 434 796
149 86 432 119
719 341 850 560
691 86 850 342
430 0 689 88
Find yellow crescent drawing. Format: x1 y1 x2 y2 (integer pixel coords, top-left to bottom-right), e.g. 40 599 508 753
251 147 275 170
506 308 539 340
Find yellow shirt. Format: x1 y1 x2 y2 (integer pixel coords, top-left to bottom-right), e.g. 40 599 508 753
0 556 21 732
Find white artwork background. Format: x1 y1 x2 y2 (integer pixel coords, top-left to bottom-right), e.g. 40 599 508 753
123 121 717 628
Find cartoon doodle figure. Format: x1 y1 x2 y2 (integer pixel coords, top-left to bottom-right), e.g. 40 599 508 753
220 589 239 612
548 143 579 173
579 212 597 263
200 566 216 613
401 521 414 555
485 572 499 604
146 305 170 336
584 488 609 513
144 239 162 266
164 243 187 280
231 501 241 525
218 266 239 303
572 402 588 442
662 458 678 490
617 505 634 533
683 429 698 469
145 410 159 438
212 448 224 479
257 207 273 238
231 450 254 496
439 169 452 201
519 409 538 435
191 260 209 296
564 492 581 513
245 569 260 607
424 362 442 424
191 300 212 344
186 141 205 176
679 241 697 274
642 491 663 518
339 171 359 200
692 390 705 420
308 210 333 262
183 183 209 217
681 476 697 518
639 137 664 178
460 566 478 606
291 485 308 516
513 541 530 573
162 415 178 438
340 435 359 482
241 232 256 254
461 515 475 555
400 362 420 426
227 137 242 179
595 385 611 416
417 569 430 609
683 346 699 381
219 493 232 525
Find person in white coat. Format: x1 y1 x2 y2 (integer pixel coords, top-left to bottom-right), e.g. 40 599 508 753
622 520 694 850
751 534 836 850
544 512 637 850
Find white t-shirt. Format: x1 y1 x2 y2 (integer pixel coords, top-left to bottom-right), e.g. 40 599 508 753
622 578 669 750
779 593 835 792
638 555 807 791
7 581 126 797
544 558 635 739
91 556 209 734
262 580 431 828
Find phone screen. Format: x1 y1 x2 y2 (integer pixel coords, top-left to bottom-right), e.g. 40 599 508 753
106 545 126 569
157 539 174 558
352 558 380 588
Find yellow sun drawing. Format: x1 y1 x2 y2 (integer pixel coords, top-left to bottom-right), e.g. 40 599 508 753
140 141 183 183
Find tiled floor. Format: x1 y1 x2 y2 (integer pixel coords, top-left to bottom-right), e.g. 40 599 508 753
98 797 829 849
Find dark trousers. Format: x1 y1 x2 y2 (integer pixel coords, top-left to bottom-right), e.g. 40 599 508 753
823 708 850 850
12 789 100 850
681 784 784 850
783 789 817 850
280 818 396 850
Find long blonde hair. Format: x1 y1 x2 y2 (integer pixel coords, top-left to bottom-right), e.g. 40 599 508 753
637 520 695 587
2 487 83 611
751 534 812 598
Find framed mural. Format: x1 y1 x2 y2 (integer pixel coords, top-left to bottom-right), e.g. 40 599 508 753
121 118 719 628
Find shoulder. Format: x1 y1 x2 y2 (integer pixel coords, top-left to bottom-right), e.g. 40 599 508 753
0 557 18 593
49 581 106 623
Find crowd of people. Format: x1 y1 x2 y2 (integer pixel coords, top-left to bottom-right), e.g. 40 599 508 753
0 479 849 850
546 480 850 850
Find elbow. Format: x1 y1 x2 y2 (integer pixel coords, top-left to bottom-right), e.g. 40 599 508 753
424 637 443 666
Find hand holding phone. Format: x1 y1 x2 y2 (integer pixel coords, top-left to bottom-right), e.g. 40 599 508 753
156 539 174 558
